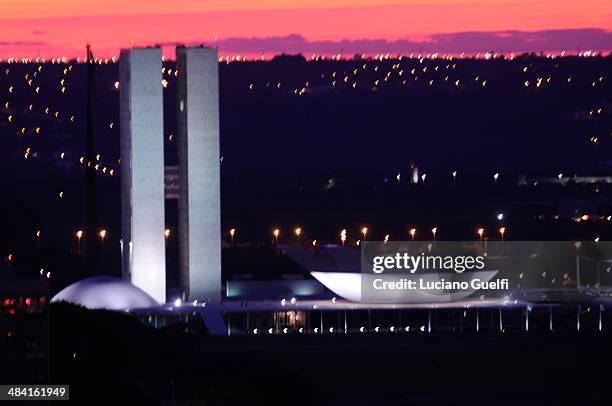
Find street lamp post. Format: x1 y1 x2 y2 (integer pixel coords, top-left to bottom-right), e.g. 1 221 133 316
295 227 302 244
99 229 107 250
477 228 484 241
164 228 170 247
361 227 368 241
230 228 236 245
499 227 506 241
76 230 83 256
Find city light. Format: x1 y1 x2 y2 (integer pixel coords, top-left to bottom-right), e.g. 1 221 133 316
1 44 610 341
75 229 83 255
477 228 484 241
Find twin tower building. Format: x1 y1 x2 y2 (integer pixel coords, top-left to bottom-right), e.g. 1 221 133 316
119 46 221 304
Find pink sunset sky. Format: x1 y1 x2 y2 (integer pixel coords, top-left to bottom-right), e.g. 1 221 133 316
1 0 611 58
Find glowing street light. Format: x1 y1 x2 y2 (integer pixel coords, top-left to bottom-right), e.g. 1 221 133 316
499 227 506 241
294 227 302 243
273 228 280 244
229 228 236 245
98 229 107 250
409 228 416 241
164 229 171 239
361 227 368 241
384 234 390 244
493 173 499 183
477 228 485 241
431 227 437 241
75 229 83 255
340 229 347 246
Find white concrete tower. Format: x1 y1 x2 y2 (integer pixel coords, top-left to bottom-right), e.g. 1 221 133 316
119 48 166 303
176 46 221 303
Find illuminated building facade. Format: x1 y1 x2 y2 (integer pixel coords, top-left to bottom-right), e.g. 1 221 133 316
119 48 166 304
176 47 222 303
119 46 221 304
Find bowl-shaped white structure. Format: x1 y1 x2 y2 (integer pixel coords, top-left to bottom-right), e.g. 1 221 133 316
51 276 160 311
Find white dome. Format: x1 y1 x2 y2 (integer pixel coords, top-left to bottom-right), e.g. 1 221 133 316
51 276 160 310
